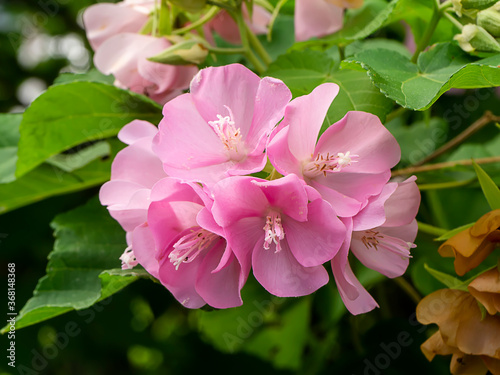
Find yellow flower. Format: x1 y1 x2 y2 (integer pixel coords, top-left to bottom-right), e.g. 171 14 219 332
417 289 500 374
438 209 500 276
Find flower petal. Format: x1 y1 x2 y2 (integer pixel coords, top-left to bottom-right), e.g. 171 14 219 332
131 223 159 279
252 240 329 297
295 0 343 41
117 120 158 145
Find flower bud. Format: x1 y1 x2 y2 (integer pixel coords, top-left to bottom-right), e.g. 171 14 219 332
454 24 500 53
148 38 208 65
169 0 206 13
477 8 500 37
452 0 498 17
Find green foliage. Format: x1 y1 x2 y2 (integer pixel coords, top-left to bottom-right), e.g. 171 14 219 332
473 160 500 209
5 198 145 332
343 42 500 110
16 81 162 178
0 113 21 183
266 49 393 132
0 139 122 214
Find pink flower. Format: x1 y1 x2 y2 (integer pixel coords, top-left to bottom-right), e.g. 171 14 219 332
131 178 248 309
83 0 155 50
204 5 271 45
332 177 420 314
152 64 292 184
210 174 346 297
267 83 401 217
94 33 198 105
99 120 167 269
294 0 363 42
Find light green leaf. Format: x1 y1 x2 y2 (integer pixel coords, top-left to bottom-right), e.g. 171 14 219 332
266 49 393 131
0 139 121 215
435 223 475 241
3 198 139 332
343 42 500 110
0 113 22 184
473 160 500 209
46 141 111 173
53 69 115 85
424 264 469 291
16 81 162 177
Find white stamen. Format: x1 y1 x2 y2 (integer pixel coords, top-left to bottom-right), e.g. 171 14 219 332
361 229 416 259
169 228 218 270
303 151 359 178
208 105 245 159
263 212 285 253
120 246 138 270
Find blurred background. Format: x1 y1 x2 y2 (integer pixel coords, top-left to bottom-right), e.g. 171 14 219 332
1 0 492 374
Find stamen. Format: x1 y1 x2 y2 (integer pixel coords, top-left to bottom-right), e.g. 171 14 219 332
208 105 245 158
303 151 359 178
120 246 138 270
360 229 416 259
169 228 218 270
263 212 285 253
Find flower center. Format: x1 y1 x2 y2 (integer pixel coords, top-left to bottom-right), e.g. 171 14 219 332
263 212 285 253
120 246 138 270
208 105 246 160
360 229 416 258
303 151 359 178
169 228 219 270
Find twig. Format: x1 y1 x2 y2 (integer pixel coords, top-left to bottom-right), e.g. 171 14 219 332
413 111 500 167
392 155 500 177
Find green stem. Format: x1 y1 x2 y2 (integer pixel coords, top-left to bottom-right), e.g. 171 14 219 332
246 23 272 66
267 0 288 41
417 221 448 236
233 9 266 74
385 106 408 123
439 0 453 11
159 0 172 36
206 0 234 12
411 3 442 63
173 6 219 35
393 277 422 304
443 10 464 31
417 178 475 190
206 46 246 54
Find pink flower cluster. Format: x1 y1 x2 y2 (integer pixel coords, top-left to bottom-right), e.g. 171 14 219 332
83 0 198 104
100 64 420 314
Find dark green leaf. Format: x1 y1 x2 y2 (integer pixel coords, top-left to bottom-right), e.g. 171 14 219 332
53 69 115 85
343 43 500 110
46 141 111 173
4 198 139 332
0 139 121 215
424 263 468 291
16 81 162 177
266 49 393 130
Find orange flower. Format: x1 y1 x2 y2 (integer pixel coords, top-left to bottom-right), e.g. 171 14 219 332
417 289 500 375
468 268 500 315
438 209 500 276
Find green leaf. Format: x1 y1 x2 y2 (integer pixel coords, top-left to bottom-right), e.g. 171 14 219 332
295 0 399 48
16 81 162 177
343 42 500 110
243 297 311 370
386 117 448 165
53 69 115 85
3 198 139 332
435 222 475 241
0 113 22 184
0 139 121 215
45 141 111 173
473 160 500 210
424 263 468 291
266 49 393 130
